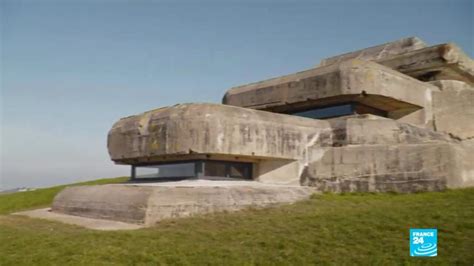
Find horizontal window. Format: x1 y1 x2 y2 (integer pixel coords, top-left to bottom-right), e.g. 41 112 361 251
135 162 196 179
132 160 252 180
291 104 354 119
288 103 387 119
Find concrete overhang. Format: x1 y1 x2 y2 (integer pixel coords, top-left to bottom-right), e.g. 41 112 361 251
108 103 332 165
319 36 428 66
223 60 437 117
319 40 474 86
377 43 474 86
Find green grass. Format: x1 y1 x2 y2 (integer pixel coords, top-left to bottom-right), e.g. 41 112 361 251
0 179 473 265
0 176 128 215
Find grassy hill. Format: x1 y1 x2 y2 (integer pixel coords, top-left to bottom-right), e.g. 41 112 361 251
0 177 473 265
0 177 128 215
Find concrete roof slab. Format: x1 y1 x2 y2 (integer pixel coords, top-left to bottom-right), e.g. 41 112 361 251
108 103 332 164
378 43 474 86
223 60 437 116
319 36 427 66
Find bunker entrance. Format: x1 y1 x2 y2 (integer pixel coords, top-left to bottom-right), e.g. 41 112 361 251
131 160 253 182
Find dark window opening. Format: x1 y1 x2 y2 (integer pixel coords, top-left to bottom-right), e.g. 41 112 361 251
229 163 251 178
134 162 196 179
132 160 252 181
288 102 387 119
204 161 252 179
204 161 227 177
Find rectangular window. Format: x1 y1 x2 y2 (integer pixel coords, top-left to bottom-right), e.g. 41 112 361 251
204 161 252 179
288 103 386 119
229 163 251 178
132 160 253 180
204 161 227 177
291 104 353 119
135 162 196 179
203 161 252 179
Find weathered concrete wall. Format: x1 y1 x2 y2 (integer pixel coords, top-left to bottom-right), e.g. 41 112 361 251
429 80 474 140
108 103 333 164
301 143 450 193
447 140 474 188
52 183 316 225
327 115 450 145
394 108 433 130
256 160 300 185
244 115 460 191
296 116 460 192
319 37 427 67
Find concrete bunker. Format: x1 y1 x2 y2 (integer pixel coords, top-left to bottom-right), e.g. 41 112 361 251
41 37 474 227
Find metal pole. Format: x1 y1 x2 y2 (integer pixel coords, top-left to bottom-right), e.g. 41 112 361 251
130 165 136 181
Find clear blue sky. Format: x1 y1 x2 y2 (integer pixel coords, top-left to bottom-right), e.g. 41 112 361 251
1 0 473 189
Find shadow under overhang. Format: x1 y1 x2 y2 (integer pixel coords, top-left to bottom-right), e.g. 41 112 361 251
249 94 423 119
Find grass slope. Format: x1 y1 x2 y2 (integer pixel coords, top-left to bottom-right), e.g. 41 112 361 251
0 177 128 215
0 178 473 265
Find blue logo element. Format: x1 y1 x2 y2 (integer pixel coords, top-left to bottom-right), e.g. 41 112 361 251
410 228 437 257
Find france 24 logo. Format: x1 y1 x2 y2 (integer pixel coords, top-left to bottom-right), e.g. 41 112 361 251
410 228 437 257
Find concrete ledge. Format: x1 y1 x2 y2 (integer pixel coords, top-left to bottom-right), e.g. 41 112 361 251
51 182 317 226
13 208 144 231
52 185 152 224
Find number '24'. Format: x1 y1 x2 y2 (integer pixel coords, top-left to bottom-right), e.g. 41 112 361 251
413 237 424 244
